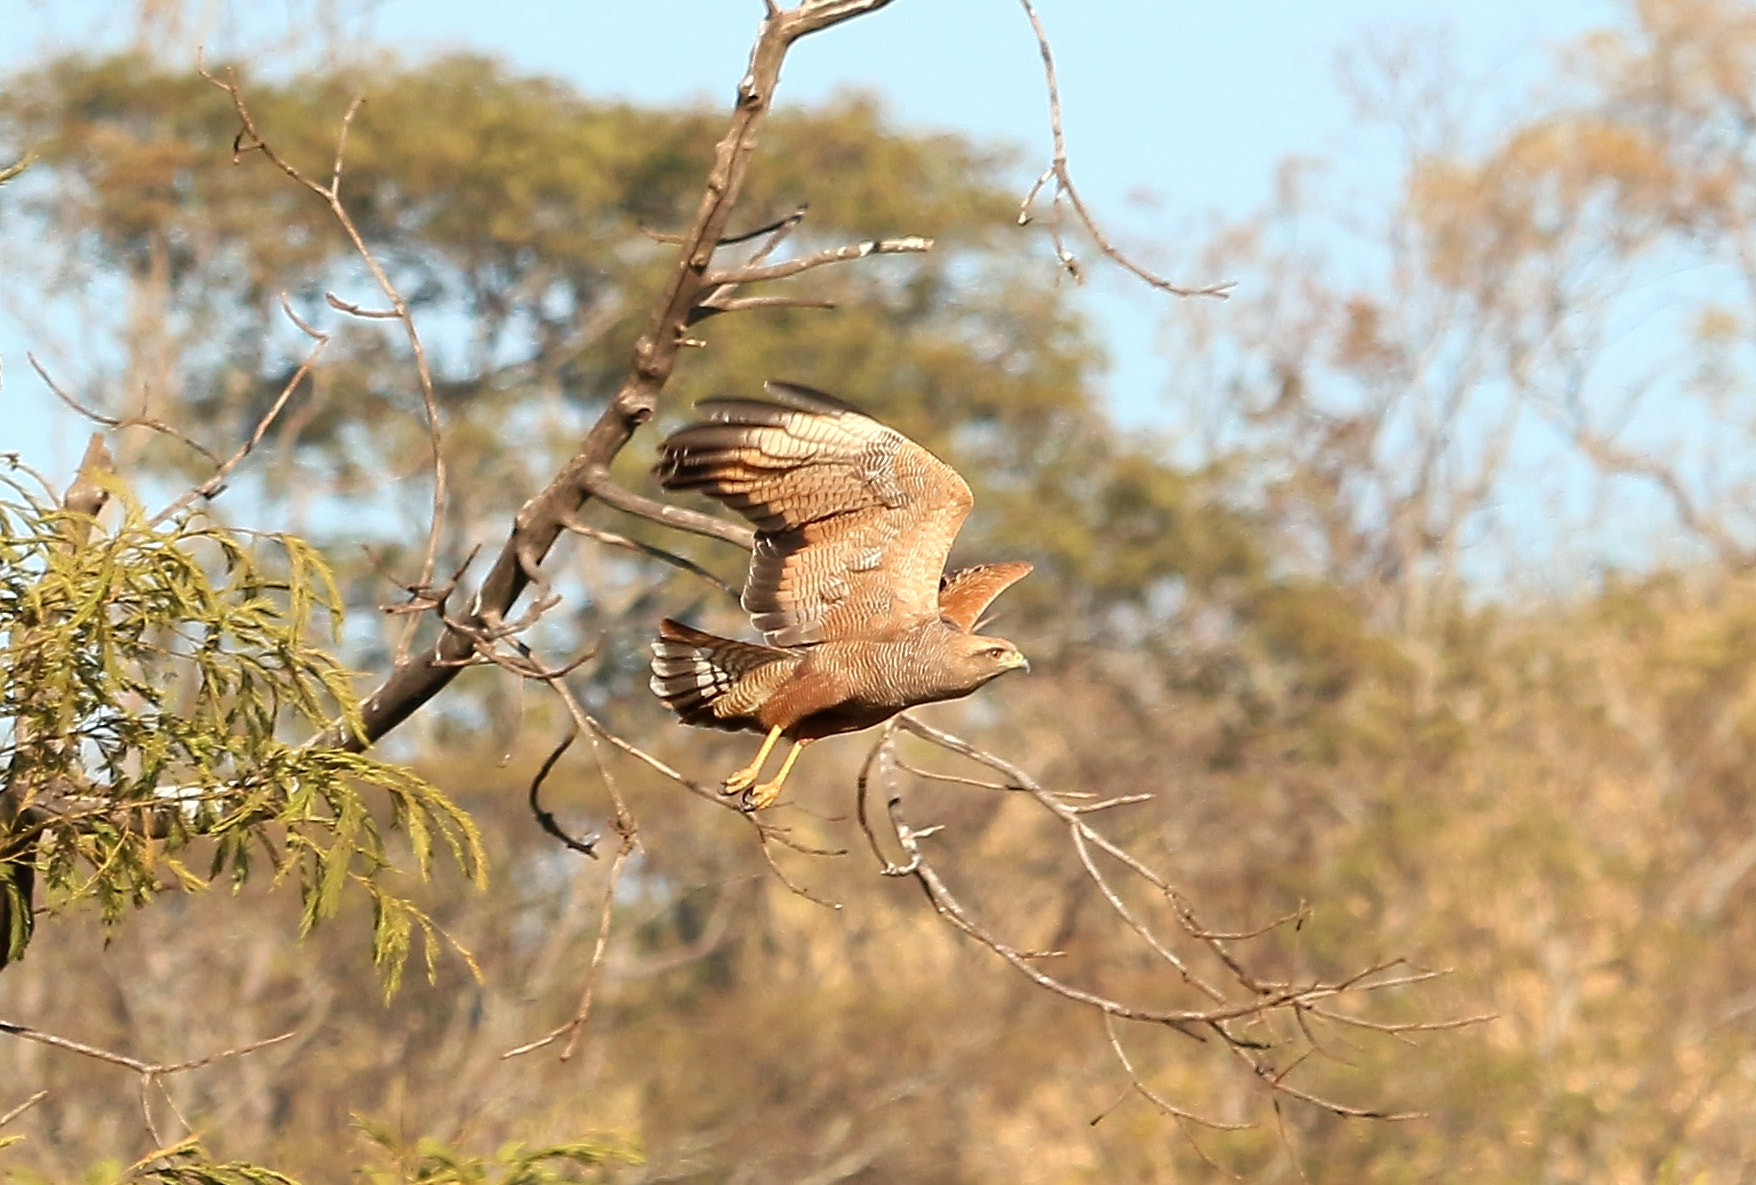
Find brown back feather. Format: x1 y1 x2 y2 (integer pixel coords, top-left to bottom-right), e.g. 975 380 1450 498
657 382 973 646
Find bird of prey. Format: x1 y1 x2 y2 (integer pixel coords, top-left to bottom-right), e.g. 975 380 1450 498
649 382 1032 810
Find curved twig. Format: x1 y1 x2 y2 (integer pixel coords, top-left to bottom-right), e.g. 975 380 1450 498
152 294 330 525
1013 0 1233 299
527 725 599 858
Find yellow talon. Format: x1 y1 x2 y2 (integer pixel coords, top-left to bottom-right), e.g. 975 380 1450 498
744 740 808 811
723 725 783 796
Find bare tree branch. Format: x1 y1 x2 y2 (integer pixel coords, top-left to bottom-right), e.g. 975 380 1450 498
1013 0 1232 298
0 1021 295 1145
296 5 901 752
0 1090 47 1131
1101 1014 1251 1130
702 235 931 286
203 69 450 639
526 726 600 859
152 294 329 525
563 518 741 598
877 713 1465 1121
29 354 219 469
580 469 756 550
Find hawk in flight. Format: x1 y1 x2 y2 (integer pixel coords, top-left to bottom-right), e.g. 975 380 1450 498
649 382 1032 809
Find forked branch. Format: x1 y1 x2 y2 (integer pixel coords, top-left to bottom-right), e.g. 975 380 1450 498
0 1021 294 1147
1014 0 1233 299
859 713 1466 1124
202 67 449 654
290 0 900 752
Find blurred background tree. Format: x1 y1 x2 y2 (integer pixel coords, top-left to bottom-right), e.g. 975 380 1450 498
9 0 1756 1181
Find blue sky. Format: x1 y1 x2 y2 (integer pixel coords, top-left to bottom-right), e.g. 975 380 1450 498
0 0 1616 476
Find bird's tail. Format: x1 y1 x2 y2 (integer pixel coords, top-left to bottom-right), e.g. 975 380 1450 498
649 619 795 731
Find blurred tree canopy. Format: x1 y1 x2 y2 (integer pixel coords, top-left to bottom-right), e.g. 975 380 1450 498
10 1 1756 1181
0 50 1255 609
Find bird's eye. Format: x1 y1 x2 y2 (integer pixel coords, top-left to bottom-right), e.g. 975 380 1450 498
985 646 1009 658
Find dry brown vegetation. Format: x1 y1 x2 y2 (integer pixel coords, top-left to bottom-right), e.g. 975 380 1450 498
8 0 1756 1181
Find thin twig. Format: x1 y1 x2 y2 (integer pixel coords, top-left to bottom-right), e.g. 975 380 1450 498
29 354 219 467
0 1021 295 1142
527 724 599 858
1013 0 1232 298
152 294 330 525
1102 1014 1251 1130
0 1020 295 1076
500 833 634 1061
757 826 843 910
688 294 838 323
703 235 931 286
884 713 1462 1119
0 1090 47 1130
563 517 741 597
205 71 449 648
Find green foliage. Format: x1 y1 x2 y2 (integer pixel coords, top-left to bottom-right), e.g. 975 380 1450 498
0 1128 635 1185
352 1117 636 1185
0 474 484 985
2 1138 298 1185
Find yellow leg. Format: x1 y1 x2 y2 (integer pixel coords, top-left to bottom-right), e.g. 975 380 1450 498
745 740 810 811
723 725 783 796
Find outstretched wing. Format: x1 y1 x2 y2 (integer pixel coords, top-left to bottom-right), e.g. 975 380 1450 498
657 381 972 646
938 561 1033 631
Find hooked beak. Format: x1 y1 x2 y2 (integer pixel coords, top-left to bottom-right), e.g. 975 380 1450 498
1005 651 1031 674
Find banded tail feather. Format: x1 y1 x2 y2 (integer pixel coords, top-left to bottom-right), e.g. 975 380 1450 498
649 618 799 731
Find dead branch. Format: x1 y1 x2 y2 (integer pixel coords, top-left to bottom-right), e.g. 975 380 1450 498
203 70 449 636
879 713 1465 1121
0 1090 46 1131
701 235 931 286
479 614 842 873
296 1 895 753
526 725 600 858
563 518 741 598
755 825 844 909
685 217 928 323
29 354 219 469
323 291 398 319
645 205 807 247
0 1021 294 1145
1013 0 1232 299
498 834 634 1062
152 294 330 525
500 670 638 1062
1101 1014 1250 1130
580 468 757 550
687 293 839 323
